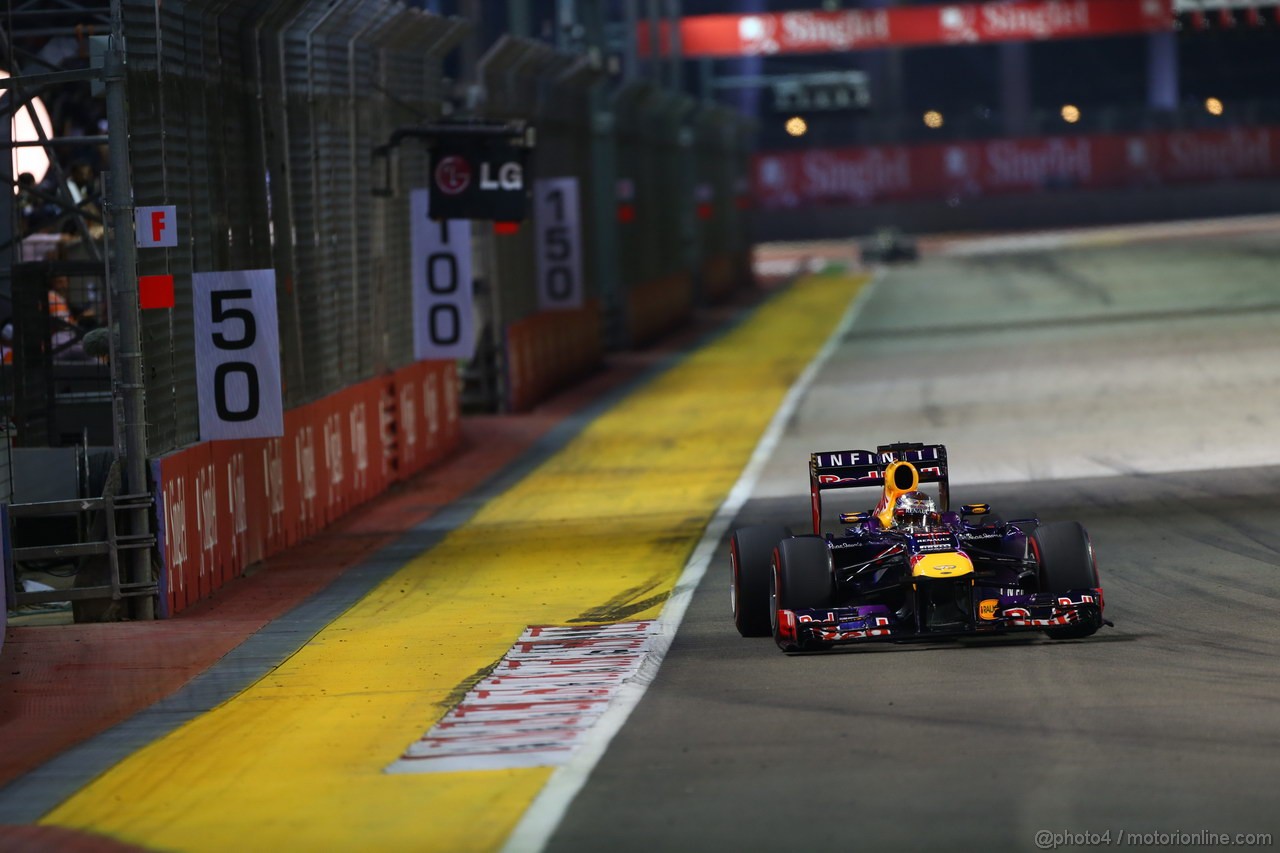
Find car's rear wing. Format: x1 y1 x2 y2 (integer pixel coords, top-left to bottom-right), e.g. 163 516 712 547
808 442 950 533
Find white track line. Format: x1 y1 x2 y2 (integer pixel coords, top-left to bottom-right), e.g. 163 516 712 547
500 272 883 853
939 213 1280 257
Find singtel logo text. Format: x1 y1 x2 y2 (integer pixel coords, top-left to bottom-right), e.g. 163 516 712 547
801 149 911 201
779 11 891 49
1167 130 1272 179
986 139 1093 186
982 1 1090 37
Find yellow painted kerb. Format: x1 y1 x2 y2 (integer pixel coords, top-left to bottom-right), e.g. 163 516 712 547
44 272 868 853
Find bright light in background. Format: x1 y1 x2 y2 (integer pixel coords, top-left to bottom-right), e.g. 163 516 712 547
1205 97 1224 116
923 110 943 129
1060 104 1081 124
784 116 808 137
1 69 54 191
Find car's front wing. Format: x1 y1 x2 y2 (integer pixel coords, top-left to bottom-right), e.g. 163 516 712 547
777 589 1104 647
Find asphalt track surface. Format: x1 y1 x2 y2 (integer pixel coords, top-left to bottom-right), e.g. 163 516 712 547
548 229 1280 851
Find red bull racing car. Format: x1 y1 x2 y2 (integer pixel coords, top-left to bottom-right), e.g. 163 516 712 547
730 442 1109 653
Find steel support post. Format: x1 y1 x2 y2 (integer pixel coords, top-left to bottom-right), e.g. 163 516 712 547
105 0 154 620
666 0 682 91
646 0 662 83
622 0 639 80
586 1 623 348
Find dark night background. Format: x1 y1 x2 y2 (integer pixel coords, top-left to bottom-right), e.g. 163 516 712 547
426 1 1280 151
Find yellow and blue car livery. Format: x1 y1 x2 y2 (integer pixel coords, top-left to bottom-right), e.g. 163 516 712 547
737 441 1108 653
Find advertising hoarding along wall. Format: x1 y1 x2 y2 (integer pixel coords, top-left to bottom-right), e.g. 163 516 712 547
505 301 603 413
152 360 460 617
642 0 1173 58
752 127 1280 210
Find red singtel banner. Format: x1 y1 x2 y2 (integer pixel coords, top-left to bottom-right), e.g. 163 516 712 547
152 361 461 617
642 0 1173 57
752 126 1280 209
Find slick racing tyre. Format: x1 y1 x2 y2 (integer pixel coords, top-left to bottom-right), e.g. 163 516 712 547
730 525 790 637
771 536 834 653
1031 521 1102 640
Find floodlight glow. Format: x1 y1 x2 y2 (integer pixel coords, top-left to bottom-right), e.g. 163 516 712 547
1 69 54 190
785 116 808 137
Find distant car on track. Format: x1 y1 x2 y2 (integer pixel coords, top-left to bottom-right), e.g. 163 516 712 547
859 228 918 264
730 442 1109 653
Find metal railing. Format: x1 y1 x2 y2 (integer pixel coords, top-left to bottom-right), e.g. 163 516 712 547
5 459 156 617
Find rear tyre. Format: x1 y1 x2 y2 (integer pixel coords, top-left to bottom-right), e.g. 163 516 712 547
730 525 790 637
1032 521 1102 640
771 536 835 652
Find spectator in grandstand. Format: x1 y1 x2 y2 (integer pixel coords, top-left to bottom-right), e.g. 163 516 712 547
66 160 99 214
53 219 106 324
48 273 93 361
15 172 57 236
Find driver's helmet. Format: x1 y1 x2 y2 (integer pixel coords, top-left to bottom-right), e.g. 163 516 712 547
892 491 937 531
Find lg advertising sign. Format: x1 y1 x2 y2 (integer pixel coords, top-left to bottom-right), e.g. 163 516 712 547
428 139 528 221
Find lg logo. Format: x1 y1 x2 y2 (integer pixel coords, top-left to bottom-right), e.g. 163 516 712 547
434 156 471 195
434 155 524 195
481 161 523 191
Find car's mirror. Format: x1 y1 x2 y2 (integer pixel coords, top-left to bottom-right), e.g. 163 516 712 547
839 511 872 523
961 503 990 515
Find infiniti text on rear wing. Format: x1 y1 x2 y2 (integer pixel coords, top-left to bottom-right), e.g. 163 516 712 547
808 442 950 532
810 445 948 489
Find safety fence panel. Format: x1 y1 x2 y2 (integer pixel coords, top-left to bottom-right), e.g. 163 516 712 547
282 3 346 402
613 81 697 347
124 0 199 456
374 16 464 372
348 3 402 380
691 104 754 304
475 38 608 411
152 359 459 617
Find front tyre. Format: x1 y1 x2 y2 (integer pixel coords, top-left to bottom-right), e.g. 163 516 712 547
1032 521 1102 640
730 525 790 637
771 536 834 652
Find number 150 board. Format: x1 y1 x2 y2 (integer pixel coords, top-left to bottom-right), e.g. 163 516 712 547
534 177 583 311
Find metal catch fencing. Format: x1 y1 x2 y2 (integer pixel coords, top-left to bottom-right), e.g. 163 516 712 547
122 0 467 457
11 0 755 460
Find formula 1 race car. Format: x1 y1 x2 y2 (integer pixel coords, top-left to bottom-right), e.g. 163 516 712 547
859 228 918 264
730 442 1109 653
